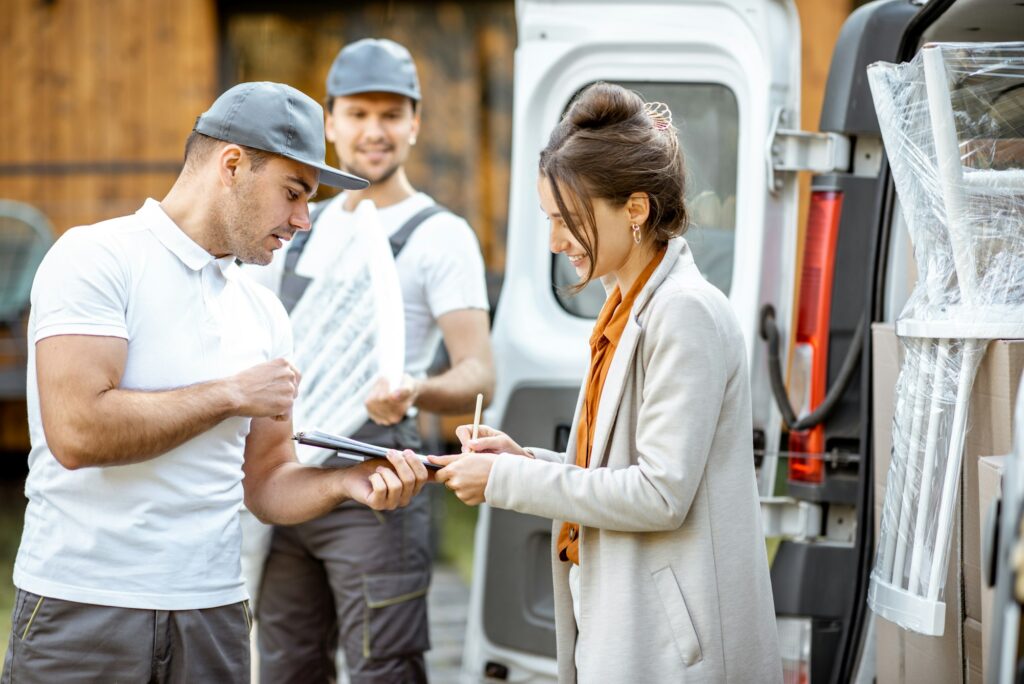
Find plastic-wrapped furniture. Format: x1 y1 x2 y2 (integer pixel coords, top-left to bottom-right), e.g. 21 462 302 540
867 43 1024 636
0 199 53 398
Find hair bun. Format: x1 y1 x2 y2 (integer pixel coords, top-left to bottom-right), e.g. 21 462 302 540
566 82 644 130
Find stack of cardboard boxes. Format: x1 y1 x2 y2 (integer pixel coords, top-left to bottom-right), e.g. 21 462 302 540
872 324 1024 683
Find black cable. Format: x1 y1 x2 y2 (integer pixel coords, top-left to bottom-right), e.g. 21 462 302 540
759 303 865 432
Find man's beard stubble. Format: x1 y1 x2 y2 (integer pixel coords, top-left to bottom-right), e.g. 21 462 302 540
220 179 272 266
344 158 401 186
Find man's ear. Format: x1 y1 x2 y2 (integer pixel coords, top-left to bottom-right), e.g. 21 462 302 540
217 144 244 187
325 110 337 144
409 103 421 145
626 192 651 227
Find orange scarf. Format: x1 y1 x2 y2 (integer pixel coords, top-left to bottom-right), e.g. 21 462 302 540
557 247 666 565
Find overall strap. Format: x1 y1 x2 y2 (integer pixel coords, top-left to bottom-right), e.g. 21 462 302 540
279 199 333 314
280 200 450 314
389 204 448 258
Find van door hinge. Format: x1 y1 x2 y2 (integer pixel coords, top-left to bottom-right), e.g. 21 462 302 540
766 108 851 194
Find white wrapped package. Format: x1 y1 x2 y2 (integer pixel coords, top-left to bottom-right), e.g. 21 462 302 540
867 43 1024 635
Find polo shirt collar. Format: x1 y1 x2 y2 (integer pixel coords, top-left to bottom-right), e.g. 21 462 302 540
140 198 219 272
214 255 236 275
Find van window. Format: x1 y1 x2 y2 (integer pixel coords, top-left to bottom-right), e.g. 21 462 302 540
552 81 740 318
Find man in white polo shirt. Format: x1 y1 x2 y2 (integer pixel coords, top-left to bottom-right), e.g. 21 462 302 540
3 82 429 683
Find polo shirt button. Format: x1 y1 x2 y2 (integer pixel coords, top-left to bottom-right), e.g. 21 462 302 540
569 527 578 541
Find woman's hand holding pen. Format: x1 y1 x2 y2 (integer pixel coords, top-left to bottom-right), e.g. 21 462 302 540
453 424 531 457
429 423 533 505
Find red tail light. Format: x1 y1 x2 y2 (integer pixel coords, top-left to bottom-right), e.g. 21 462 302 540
788 190 843 484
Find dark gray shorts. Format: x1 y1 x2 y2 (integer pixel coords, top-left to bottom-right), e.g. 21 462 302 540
2 589 251 683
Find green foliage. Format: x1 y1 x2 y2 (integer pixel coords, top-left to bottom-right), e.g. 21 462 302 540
0 485 26 664
435 487 478 585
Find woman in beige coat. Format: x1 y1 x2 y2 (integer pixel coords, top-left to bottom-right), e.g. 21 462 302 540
432 83 782 683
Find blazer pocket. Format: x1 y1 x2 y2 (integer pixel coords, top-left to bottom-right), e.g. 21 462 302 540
652 566 703 667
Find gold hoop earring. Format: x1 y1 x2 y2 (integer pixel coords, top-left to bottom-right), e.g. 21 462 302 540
631 223 641 245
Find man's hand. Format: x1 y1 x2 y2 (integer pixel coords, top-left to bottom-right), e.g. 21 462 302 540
454 423 530 457
340 449 430 510
429 452 497 506
365 374 419 426
228 358 301 420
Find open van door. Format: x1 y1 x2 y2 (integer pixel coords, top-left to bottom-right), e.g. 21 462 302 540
461 0 804 680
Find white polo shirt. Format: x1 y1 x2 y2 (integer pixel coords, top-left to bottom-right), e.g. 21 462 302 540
13 198 291 610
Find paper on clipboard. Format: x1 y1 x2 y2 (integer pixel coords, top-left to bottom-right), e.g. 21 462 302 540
294 429 440 470
288 200 405 464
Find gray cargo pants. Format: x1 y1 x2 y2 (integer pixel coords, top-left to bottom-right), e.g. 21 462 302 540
1 589 251 683
257 417 432 684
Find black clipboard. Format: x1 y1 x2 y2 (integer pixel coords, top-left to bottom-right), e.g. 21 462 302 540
293 430 441 470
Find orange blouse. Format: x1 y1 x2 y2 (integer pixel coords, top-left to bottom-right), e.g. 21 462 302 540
557 247 666 565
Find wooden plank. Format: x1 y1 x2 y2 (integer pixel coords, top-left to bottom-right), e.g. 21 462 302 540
0 0 216 236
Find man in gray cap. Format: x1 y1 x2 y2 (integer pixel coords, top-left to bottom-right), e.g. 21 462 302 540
249 40 494 683
3 81 429 683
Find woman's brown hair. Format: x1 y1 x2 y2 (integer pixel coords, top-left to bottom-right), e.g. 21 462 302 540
539 82 688 289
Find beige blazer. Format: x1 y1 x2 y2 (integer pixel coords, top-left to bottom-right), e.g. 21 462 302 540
486 237 782 683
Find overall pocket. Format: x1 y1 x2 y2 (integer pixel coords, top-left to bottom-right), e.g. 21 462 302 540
361 570 431 660
652 566 703 667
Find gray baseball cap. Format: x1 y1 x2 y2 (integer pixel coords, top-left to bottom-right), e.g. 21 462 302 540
326 39 421 101
194 81 369 190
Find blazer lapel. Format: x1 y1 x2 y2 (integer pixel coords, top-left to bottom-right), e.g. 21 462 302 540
585 237 688 469
587 316 641 469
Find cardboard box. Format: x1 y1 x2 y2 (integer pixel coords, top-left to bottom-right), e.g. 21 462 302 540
872 323 964 684
873 323 901 683
872 324 1024 684
965 617 984 684
873 323 900 542
963 343 1024 621
978 455 1006 673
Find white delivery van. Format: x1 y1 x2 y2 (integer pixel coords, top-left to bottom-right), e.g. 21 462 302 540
462 0 1024 682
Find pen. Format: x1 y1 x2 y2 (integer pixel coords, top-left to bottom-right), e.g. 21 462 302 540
471 393 483 444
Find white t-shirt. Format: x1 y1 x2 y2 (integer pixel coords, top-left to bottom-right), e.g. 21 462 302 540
248 192 489 379
14 198 292 610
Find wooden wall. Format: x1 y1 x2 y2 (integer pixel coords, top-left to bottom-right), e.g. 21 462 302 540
0 0 218 452
0 0 218 233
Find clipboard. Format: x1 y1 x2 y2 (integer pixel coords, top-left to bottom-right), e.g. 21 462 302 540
293 430 441 471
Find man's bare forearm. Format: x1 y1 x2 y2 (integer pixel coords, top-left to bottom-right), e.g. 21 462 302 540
45 380 239 469
415 357 495 414
244 461 350 525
